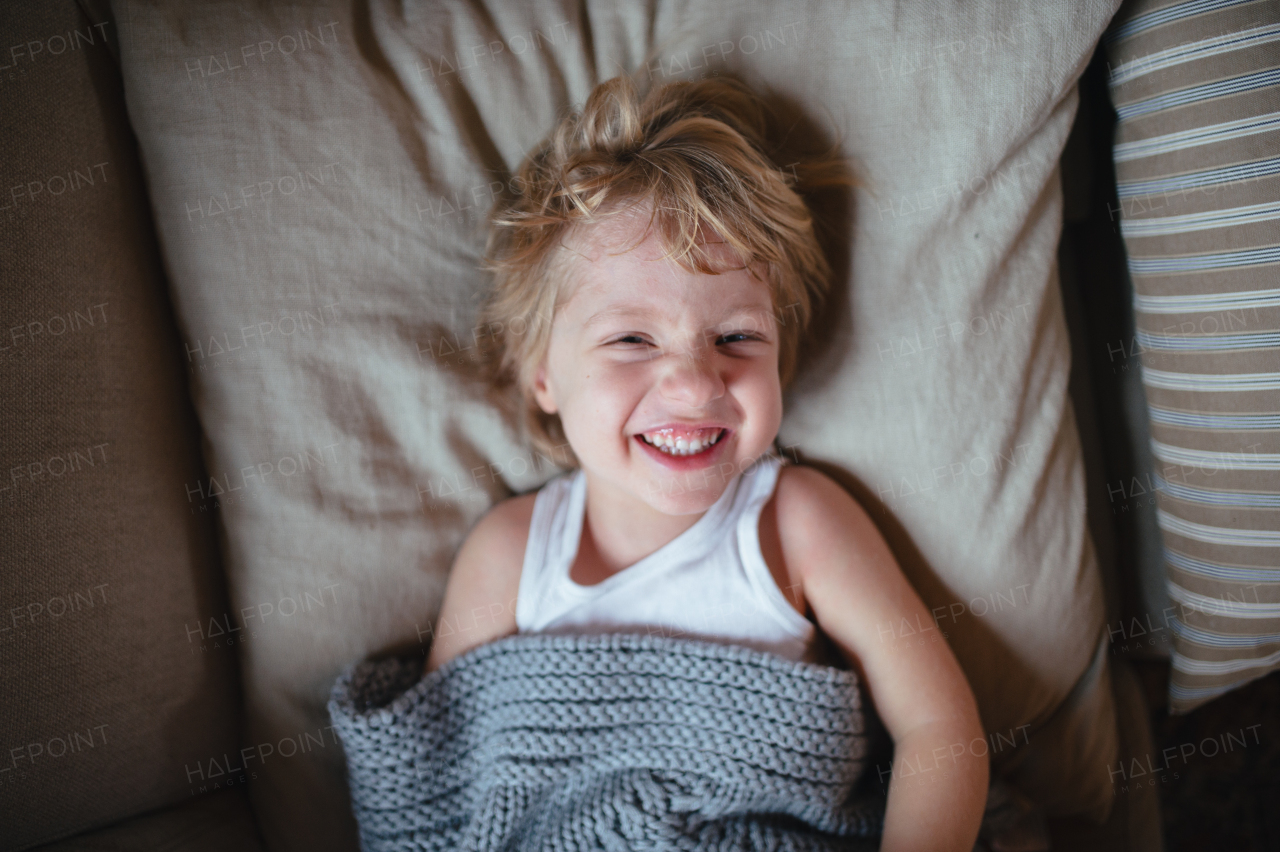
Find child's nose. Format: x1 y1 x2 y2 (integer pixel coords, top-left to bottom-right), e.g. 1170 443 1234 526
657 351 725 405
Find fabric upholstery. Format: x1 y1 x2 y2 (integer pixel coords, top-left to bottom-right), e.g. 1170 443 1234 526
1105 0 1280 714
1044 657 1165 852
0 2 246 849
106 1 1122 847
29 787 265 852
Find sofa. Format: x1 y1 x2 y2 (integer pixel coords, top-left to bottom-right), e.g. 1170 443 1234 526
3 0 1275 849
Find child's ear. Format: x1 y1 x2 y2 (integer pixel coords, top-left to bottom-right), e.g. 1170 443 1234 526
532 361 558 414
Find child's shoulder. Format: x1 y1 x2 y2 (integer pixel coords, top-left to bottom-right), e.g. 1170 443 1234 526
425 487 542 673
470 489 539 561
773 461 858 513
466 469 573 566
771 462 877 562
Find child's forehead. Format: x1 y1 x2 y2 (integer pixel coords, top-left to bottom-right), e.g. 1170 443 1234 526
556 254 775 339
551 202 775 324
561 243 758 303
561 208 667 263
562 199 746 261
558 218 752 300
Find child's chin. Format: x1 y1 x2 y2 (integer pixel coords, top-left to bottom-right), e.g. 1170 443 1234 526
638 466 738 508
641 484 726 516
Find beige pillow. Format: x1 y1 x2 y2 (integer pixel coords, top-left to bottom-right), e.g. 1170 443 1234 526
110 1 1122 847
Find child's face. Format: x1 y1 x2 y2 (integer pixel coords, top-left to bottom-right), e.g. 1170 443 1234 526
533 207 783 516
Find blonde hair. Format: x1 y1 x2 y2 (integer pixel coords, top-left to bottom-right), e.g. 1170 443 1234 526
475 72 851 468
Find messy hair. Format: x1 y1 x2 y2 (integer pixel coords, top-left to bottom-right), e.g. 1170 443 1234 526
475 72 851 468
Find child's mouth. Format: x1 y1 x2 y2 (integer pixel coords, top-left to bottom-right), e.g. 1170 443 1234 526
634 427 729 469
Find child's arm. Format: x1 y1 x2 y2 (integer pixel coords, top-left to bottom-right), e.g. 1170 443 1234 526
423 494 532 675
776 466 988 852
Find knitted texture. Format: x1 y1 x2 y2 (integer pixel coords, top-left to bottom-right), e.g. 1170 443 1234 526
328 631 886 851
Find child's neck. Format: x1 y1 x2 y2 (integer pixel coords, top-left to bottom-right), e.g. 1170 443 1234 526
572 469 711 584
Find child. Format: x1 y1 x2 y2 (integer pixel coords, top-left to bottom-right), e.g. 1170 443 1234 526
425 73 988 852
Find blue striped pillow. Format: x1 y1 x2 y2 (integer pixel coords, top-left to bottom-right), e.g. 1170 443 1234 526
1106 0 1280 713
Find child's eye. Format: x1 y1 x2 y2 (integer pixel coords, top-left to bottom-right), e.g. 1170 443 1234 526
607 333 762 348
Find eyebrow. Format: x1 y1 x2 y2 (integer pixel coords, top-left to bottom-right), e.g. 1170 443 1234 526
583 301 772 328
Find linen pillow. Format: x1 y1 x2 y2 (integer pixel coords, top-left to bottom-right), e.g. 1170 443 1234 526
109 1 1122 847
1105 0 1280 714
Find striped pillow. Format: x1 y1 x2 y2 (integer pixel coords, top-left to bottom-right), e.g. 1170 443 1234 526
1105 0 1280 713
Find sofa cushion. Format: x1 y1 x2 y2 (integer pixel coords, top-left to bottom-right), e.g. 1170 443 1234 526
1044 657 1165 851
107 1 1123 847
29 787 264 852
0 2 246 849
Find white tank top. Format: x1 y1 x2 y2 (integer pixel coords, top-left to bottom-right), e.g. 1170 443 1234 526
515 453 823 664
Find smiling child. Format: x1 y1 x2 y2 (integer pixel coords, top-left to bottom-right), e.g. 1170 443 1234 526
425 73 989 852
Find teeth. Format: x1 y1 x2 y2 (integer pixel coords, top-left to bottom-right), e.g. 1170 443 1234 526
640 428 725 456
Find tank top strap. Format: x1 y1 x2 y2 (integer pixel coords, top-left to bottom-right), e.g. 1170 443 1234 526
735 453 812 637
515 468 582 630
744 452 786 504
730 451 787 523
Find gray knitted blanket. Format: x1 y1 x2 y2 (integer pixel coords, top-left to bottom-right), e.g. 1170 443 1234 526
328 631 886 851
